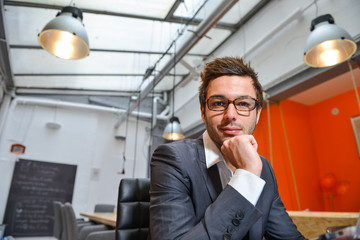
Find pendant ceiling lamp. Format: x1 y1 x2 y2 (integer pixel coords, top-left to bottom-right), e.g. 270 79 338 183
304 14 357 68
38 6 90 60
162 41 185 141
162 116 185 141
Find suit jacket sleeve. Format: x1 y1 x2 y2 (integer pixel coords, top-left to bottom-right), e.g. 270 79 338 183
260 158 305 240
148 141 262 240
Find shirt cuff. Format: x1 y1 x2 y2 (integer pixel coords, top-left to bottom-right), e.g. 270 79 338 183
228 169 266 206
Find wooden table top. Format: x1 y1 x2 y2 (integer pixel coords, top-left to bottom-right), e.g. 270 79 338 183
80 212 116 228
80 210 359 239
287 211 359 239
287 211 359 218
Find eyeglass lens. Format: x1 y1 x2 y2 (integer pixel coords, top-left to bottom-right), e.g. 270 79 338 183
207 96 257 111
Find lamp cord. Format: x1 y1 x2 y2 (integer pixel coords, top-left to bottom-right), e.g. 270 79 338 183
278 102 301 210
348 60 360 113
148 68 155 177
152 0 208 68
171 40 177 139
314 0 318 17
121 98 132 174
236 2 247 62
136 0 209 91
132 102 140 177
266 99 273 166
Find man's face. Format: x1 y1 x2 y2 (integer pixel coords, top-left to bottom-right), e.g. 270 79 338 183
201 75 262 148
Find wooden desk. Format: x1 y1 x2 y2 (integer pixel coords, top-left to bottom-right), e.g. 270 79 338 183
80 212 116 228
80 211 359 238
288 211 359 239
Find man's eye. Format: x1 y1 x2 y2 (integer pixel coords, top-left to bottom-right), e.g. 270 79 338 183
212 100 226 106
235 101 251 108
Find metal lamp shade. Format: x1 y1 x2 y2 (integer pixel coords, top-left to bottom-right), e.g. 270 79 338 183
162 117 185 141
304 14 357 68
38 6 89 60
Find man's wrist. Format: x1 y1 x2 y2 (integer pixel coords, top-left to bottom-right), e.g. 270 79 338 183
228 169 265 206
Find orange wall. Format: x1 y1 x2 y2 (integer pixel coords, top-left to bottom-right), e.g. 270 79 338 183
254 100 323 211
254 88 360 212
309 88 360 212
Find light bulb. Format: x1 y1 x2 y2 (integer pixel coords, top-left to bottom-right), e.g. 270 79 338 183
53 32 76 59
319 48 340 67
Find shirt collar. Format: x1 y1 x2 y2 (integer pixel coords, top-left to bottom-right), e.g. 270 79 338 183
203 131 224 169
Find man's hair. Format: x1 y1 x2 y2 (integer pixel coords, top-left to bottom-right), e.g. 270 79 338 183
198 57 263 111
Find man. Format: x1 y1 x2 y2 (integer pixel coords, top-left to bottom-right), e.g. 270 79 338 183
148 57 305 239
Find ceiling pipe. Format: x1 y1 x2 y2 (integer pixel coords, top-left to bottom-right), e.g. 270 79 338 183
152 92 168 128
119 0 239 126
11 97 169 122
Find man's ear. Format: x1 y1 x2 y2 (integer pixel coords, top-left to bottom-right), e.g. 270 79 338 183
256 107 262 124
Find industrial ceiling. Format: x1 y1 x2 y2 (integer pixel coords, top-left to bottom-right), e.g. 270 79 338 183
0 0 269 113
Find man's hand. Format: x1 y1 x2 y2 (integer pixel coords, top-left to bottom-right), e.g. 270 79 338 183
220 135 262 177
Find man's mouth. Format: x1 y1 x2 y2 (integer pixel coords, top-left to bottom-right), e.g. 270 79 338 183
221 127 242 135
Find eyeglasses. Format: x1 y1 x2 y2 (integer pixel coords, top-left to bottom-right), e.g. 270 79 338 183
206 96 259 112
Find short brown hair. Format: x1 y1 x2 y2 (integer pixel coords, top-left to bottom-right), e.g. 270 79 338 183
198 57 263 111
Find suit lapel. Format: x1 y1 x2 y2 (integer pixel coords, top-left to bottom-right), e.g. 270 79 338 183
195 137 222 201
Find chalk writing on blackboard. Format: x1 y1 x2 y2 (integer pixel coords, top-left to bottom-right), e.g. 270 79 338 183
4 159 77 237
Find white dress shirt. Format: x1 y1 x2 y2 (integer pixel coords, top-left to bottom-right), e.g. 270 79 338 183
203 131 265 206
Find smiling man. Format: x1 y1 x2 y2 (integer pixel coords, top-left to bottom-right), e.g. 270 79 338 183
148 57 305 240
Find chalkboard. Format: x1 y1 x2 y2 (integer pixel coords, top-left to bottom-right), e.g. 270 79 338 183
3 159 77 237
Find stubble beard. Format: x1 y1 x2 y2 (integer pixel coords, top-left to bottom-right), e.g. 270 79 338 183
204 112 257 148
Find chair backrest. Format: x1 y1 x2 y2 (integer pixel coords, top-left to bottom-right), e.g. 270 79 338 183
86 230 116 240
60 204 68 240
63 202 79 240
115 178 150 240
94 204 115 213
53 201 63 240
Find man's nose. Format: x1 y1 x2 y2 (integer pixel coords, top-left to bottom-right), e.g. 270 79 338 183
224 102 237 120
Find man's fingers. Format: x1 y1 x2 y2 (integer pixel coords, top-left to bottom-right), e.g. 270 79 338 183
249 136 258 151
220 135 262 176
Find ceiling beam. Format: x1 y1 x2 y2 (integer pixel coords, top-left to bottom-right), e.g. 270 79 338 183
10 44 208 57
206 0 270 58
15 88 144 96
0 0 14 91
116 0 239 128
4 0 236 31
164 0 183 21
173 0 270 90
14 73 187 77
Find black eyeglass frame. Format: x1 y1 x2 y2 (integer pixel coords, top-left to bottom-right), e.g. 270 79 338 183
206 95 259 112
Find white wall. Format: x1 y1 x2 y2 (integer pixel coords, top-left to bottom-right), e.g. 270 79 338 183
0 96 151 222
175 0 360 131
174 79 203 132
211 0 360 89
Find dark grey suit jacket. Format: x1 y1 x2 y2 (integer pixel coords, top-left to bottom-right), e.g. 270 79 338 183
148 137 305 240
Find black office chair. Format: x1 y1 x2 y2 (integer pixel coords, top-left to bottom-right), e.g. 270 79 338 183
62 202 110 240
94 204 115 213
86 230 116 240
83 203 116 240
53 201 63 240
115 178 150 240
54 201 97 240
